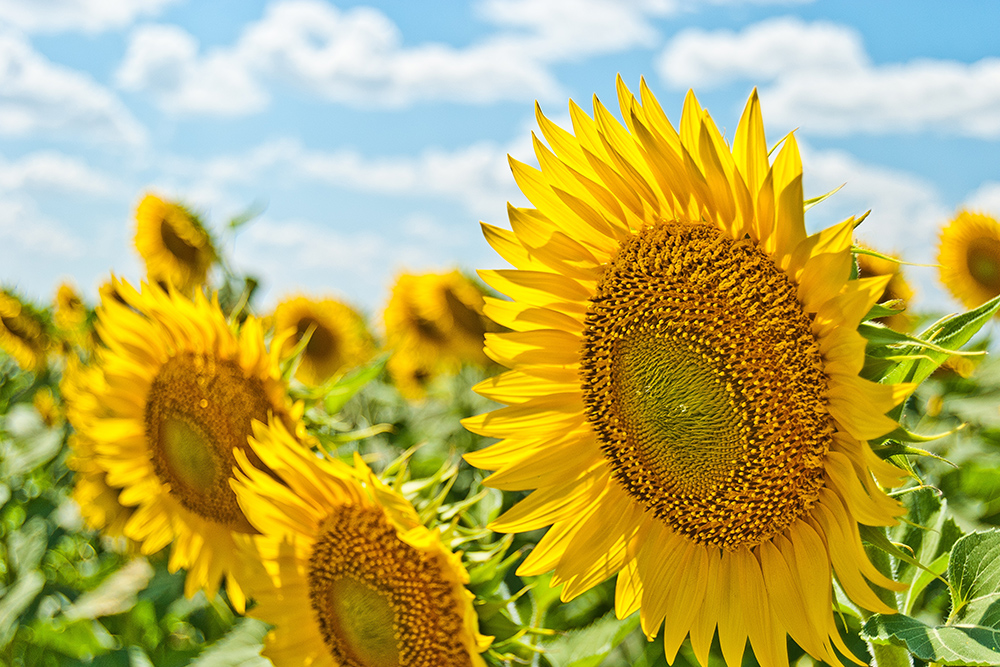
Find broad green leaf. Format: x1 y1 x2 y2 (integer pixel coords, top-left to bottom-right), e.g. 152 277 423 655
188 618 270 667
862 531 1000 665
862 613 1000 666
871 294 1000 390
542 611 640 667
323 353 389 414
0 570 45 648
64 558 155 621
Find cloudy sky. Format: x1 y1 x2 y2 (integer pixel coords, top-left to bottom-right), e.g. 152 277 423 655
2 0 999 315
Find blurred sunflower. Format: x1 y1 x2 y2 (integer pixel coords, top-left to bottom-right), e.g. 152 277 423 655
232 419 490 666
67 433 134 540
272 295 375 385
0 288 49 371
855 248 914 331
463 79 912 667
134 194 216 294
938 210 1000 310
53 282 88 332
62 279 297 611
384 270 492 396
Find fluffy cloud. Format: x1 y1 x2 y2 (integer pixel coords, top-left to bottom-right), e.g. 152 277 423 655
116 24 268 114
964 182 1000 217
0 151 119 195
0 198 86 260
658 16 1000 137
116 0 677 114
0 30 146 144
162 135 528 221
0 0 179 34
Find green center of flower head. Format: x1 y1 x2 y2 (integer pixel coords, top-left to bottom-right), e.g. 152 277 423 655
145 351 272 532
581 221 833 550
966 237 1000 292
308 504 472 667
328 577 400 667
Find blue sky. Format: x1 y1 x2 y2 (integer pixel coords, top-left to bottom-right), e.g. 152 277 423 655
2 0 999 317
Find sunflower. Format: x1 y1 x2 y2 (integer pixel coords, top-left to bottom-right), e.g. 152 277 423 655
67 433 134 540
232 418 491 666
62 278 297 611
938 210 1000 311
855 248 914 331
384 270 492 396
272 295 376 386
53 282 87 330
463 79 913 667
134 194 216 294
0 288 49 371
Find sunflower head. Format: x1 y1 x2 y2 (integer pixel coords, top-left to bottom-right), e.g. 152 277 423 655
463 79 912 667
53 281 88 331
134 194 216 294
0 288 50 371
232 419 490 667
62 278 297 611
938 210 1000 311
384 270 492 397
272 295 376 386
855 248 914 331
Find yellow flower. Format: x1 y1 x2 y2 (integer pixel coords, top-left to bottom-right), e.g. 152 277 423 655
62 278 297 611
134 194 216 294
272 295 375 386
463 79 912 667
67 433 134 540
32 387 62 428
384 270 492 397
232 419 491 667
855 248 914 331
938 210 1000 310
0 289 49 371
53 282 88 332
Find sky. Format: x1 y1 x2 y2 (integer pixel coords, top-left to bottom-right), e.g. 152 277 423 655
2 0 999 318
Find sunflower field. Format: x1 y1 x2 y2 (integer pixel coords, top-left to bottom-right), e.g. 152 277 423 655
5 80 1000 667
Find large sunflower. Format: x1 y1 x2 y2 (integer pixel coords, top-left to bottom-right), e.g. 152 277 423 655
134 194 216 294
938 210 1000 311
463 79 913 667
272 295 376 386
384 270 492 396
232 419 491 666
0 288 49 371
62 278 297 611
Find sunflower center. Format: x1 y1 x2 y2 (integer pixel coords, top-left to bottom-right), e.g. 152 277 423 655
443 288 485 340
308 505 472 667
966 237 1000 292
580 221 833 550
160 219 200 266
145 351 273 531
296 316 337 361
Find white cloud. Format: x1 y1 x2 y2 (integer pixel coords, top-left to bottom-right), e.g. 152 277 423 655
162 135 528 221
0 30 146 144
116 24 268 114
963 182 1000 217
116 0 679 114
0 151 119 195
0 197 86 259
0 0 179 34
658 16 1000 137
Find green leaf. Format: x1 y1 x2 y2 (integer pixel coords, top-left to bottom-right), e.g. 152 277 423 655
0 570 44 648
189 618 270 667
871 294 1000 389
862 530 1000 665
323 354 389 414
542 611 641 667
